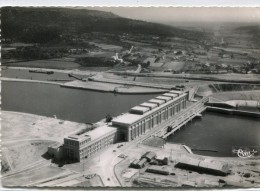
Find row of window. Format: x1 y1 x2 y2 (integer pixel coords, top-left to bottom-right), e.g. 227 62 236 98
129 99 186 140
79 133 116 158
79 138 91 146
64 139 79 147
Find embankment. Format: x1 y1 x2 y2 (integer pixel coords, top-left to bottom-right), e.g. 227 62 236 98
206 106 260 118
1 77 63 85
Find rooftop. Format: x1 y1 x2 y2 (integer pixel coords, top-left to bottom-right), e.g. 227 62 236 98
112 113 143 125
67 134 91 142
130 106 150 114
86 125 117 140
66 124 116 142
170 90 183 95
163 93 178 98
147 165 170 172
140 102 158 109
178 158 200 166
112 90 187 126
148 98 165 105
156 96 172 101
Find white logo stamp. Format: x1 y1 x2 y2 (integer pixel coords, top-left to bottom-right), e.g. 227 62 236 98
232 147 258 158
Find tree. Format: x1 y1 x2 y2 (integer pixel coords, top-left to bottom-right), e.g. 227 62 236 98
105 114 113 123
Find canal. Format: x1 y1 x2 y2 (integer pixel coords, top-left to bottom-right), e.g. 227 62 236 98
167 111 260 157
1 79 260 157
1 68 87 81
1 81 159 123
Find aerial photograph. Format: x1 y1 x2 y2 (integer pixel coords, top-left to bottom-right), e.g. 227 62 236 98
1 7 260 188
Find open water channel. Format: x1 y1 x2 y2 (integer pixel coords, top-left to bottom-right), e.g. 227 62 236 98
2 69 260 157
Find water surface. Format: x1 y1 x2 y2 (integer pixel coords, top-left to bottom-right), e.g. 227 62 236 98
167 112 260 157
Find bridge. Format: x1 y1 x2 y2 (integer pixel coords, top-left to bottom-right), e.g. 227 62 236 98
133 96 209 143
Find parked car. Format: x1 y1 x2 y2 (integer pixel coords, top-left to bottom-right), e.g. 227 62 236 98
118 154 128 158
85 174 96 179
117 144 124 148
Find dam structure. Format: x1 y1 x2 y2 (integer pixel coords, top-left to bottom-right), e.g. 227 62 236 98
61 90 209 162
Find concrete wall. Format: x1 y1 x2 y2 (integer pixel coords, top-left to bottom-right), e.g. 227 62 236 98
207 106 260 118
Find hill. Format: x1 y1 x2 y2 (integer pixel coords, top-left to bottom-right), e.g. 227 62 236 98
2 7 206 44
235 25 260 48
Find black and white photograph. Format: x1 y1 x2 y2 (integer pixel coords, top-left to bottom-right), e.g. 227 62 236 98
1 5 260 189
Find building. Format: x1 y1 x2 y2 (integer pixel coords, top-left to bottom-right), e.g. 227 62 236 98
146 165 171 175
130 159 140 168
176 158 230 176
62 90 188 162
48 143 63 160
141 151 157 162
112 91 188 141
63 125 117 162
136 158 147 169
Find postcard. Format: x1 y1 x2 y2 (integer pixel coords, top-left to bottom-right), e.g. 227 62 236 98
1 6 260 189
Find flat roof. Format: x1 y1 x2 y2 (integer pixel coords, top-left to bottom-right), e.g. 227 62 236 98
178 158 200 166
148 99 165 105
86 125 117 140
112 113 142 125
112 91 187 126
170 90 183 95
130 106 150 113
140 102 158 109
67 134 90 142
156 96 172 102
163 93 178 98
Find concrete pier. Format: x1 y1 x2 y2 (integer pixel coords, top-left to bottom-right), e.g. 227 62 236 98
206 106 260 118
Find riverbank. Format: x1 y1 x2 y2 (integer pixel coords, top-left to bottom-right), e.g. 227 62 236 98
1 76 167 94
62 80 167 94
109 71 260 84
2 66 99 76
1 77 63 85
206 106 260 118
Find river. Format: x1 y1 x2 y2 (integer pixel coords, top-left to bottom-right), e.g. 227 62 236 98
1 68 86 81
1 81 159 123
1 78 260 158
167 111 260 157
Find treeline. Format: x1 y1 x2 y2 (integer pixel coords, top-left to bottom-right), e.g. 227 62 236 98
3 46 68 60
2 7 206 44
75 57 118 67
236 25 260 48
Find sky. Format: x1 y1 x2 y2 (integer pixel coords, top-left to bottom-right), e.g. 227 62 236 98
88 7 260 24
1 0 260 7
1 1 259 24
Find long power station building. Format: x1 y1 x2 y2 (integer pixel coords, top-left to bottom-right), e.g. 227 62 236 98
112 90 188 141
61 90 188 162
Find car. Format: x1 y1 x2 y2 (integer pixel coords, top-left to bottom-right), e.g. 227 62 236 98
118 154 128 158
117 144 124 148
85 174 96 179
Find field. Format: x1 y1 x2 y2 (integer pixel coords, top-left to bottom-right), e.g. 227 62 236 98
2 165 68 187
1 111 91 174
2 140 55 171
1 111 89 142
